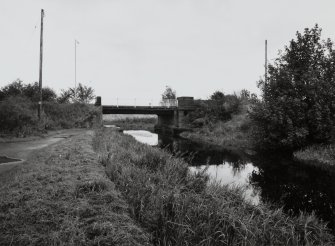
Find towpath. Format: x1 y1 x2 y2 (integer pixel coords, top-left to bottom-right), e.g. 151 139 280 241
0 129 88 176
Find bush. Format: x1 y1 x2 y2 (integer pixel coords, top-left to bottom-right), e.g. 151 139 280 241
0 97 101 136
0 96 38 135
186 93 242 127
0 79 57 102
43 102 101 129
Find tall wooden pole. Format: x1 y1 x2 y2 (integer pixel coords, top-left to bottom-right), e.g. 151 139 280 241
265 39 268 84
38 9 44 120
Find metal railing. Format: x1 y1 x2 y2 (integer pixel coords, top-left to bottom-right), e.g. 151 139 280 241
110 98 178 108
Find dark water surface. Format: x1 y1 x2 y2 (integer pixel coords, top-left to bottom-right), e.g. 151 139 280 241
124 130 335 231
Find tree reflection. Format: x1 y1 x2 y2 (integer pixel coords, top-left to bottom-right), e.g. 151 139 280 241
249 155 335 231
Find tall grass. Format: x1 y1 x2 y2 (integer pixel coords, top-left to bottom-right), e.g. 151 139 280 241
294 144 335 167
93 128 334 245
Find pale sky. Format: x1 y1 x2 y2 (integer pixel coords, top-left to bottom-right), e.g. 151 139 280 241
1 0 335 105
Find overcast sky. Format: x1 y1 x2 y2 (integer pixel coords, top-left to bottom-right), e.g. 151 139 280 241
1 0 335 105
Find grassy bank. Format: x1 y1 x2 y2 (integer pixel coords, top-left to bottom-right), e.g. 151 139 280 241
181 106 253 151
93 128 334 245
0 131 150 245
294 144 335 168
103 116 157 132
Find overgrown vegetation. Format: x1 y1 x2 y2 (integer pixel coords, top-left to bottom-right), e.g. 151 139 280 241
93 128 334 245
182 90 256 149
251 25 335 150
294 144 335 167
0 79 57 102
0 80 100 136
0 132 151 245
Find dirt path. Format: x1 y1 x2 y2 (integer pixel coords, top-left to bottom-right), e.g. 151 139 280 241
0 129 88 175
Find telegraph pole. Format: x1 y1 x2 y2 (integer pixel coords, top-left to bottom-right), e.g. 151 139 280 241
265 39 268 84
38 9 44 120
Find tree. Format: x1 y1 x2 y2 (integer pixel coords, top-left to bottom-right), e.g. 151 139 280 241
161 86 176 99
24 82 57 102
0 80 57 102
0 79 24 100
161 86 176 106
240 89 250 99
251 24 335 149
57 83 95 104
76 83 95 103
57 90 72 104
210 91 225 101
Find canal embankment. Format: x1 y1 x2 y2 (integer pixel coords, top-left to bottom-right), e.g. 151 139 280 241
93 127 334 245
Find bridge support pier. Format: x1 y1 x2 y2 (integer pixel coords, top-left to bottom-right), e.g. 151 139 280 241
155 97 195 135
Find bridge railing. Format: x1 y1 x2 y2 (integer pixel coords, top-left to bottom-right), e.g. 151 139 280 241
159 99 178 108
108 98 178 108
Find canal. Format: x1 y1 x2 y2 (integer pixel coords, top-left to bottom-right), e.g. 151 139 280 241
124 130 335 232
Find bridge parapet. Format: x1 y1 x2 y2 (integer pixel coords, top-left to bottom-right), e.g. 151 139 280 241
177 97 195 109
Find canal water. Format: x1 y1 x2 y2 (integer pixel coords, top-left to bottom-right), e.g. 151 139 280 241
124 130 335 231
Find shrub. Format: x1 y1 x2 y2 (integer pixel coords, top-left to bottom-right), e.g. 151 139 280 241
0 79 57 102
186 93 242 127
0 96 38 135
43 102 101 129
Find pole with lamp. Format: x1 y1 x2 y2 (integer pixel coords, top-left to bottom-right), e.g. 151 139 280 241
74 39 79 101
38 9 44 120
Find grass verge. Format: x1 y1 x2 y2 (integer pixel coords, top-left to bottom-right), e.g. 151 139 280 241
93 128 334 245
0 131 151 245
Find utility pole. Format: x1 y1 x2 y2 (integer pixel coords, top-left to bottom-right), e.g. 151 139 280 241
265 39 268 84
38 9 44 120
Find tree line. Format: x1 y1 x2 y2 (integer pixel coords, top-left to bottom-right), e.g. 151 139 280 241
0 79 95 104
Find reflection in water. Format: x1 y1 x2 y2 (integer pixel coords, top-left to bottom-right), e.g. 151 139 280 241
124 130 335 232
190 163 260 205
124 130 158 146
126 131 260 204
249 155 335 231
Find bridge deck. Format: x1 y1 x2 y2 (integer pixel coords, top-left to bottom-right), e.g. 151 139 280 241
102 105 177 115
